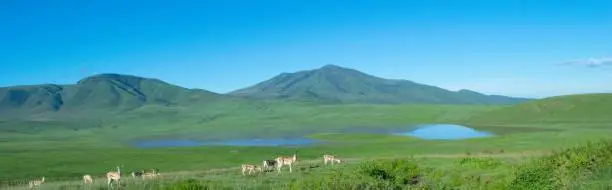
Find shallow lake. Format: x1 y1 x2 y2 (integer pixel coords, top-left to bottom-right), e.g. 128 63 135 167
132 124 493 148
394 124 494 140
133 137 320 148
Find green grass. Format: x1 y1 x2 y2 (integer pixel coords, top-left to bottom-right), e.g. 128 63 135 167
6 139 612 189
1 123 609 181
0 104 503 180
2 94 612 189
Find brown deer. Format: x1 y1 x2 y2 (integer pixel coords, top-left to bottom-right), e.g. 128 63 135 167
106 166 121 188
241 164 262 175
323 154 342 165
275 152 298 173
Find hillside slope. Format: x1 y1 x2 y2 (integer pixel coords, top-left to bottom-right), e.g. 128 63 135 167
229 64 532 105
0 74 225 119
468 93 612 124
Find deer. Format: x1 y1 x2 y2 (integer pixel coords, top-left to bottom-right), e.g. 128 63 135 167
275 152 298 173
131 168 158 179
141 169 160 180
323 154 342 165
83 174 93 184
262 159 277 172
106 166 121 188
28 177 45 189
241 164 262 175
130 170 144 179
141 172 160 180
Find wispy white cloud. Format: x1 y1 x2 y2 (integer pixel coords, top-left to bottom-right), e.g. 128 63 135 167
559 57 612 67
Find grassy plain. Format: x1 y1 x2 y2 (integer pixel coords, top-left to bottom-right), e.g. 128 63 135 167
1 98 612 189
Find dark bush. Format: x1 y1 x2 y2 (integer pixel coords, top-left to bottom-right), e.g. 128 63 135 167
357 159 422 186
165 179 205 190
291 159 424 189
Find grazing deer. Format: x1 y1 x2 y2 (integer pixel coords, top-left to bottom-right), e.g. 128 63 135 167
130 171 144 179
141 171 160 180
323 154 342 165
241 164 262 175
262 159 277 172
131 168 158 179
83 174 93 184
28 177 45 189
106 166 121 188
275 152 298 173
141 169 160 179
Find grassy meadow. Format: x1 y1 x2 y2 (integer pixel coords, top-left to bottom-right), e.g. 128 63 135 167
1 96 612 189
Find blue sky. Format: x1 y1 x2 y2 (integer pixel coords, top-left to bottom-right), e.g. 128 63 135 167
1 0 611 98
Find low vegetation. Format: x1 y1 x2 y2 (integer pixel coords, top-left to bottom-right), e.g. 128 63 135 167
2 139 610 189
509 140 612 189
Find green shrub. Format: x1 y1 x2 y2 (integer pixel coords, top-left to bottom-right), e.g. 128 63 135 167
165 179 205 190
508 140 612 189
291 159 425 189
357 159 421 186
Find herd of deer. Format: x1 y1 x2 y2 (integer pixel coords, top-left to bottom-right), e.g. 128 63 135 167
26 167 160 189
25 153 342 188
241 153 342 176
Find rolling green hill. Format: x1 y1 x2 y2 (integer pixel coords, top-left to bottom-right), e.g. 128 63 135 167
468 93 612 124
229 64 532 105
0 74 226 119
0 67 532 120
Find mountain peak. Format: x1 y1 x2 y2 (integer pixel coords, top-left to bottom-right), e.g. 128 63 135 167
320 64 344 69
229 65 532 105
0 73 223 118
314 64 366 77
317 64 358 73
79 73 143 80
76 73 159 85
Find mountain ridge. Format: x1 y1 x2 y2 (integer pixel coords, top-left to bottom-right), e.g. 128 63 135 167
0 65 534 119
229 64 532 104
0 74 224 119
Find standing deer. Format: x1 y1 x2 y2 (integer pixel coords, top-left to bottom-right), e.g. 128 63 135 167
241 164 262 175
106 166 121 188
130 171 144 179
141 169 160 180
275 152 298 173
262 159 277 172
83 174 93 184
28 177 45 189
323 154 342 165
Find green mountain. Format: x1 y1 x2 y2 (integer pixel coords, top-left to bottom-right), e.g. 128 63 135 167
229 64 532 104
0 66 532 119
468 93 612 124
0 74 224 119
